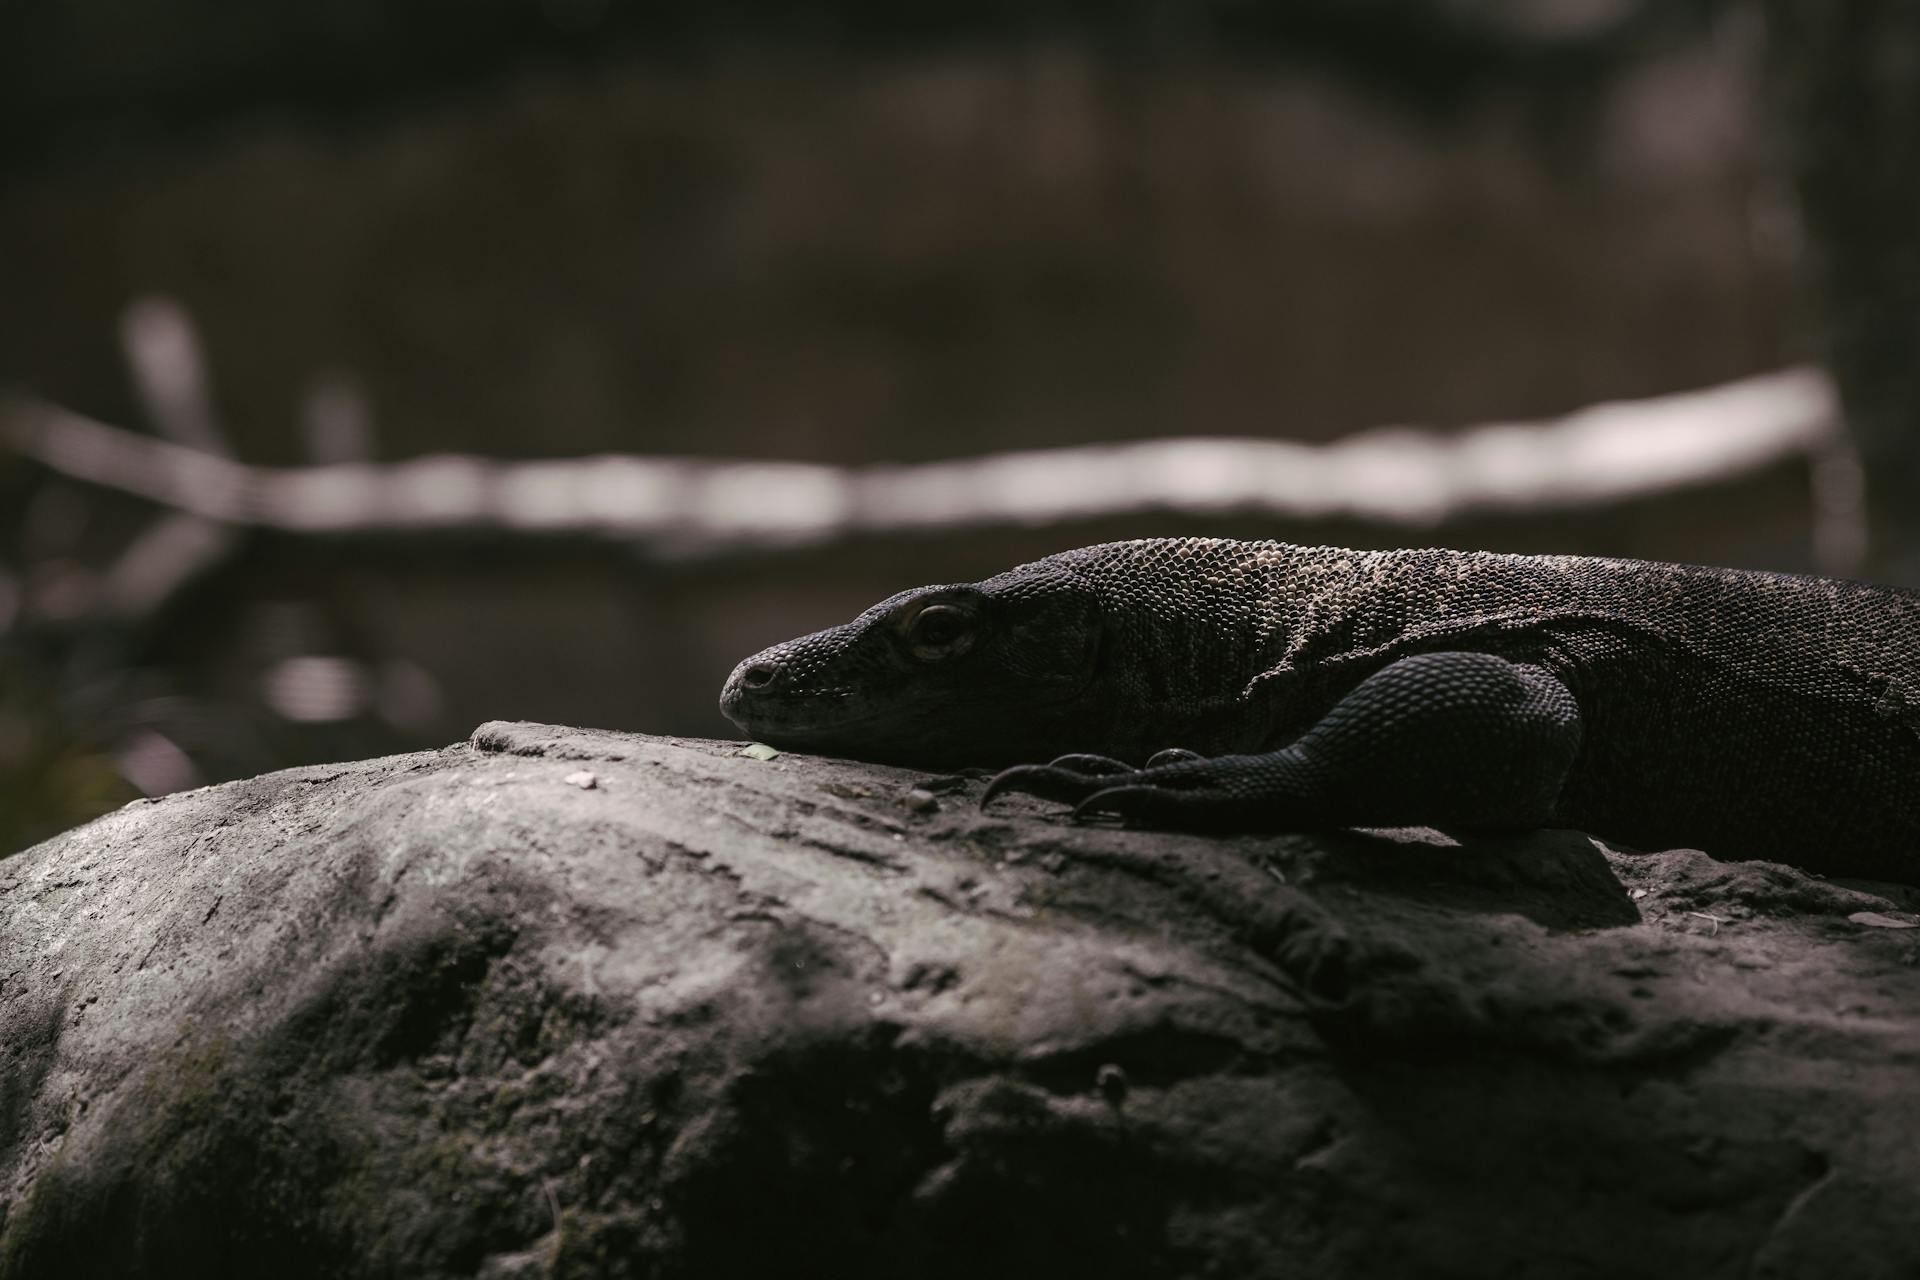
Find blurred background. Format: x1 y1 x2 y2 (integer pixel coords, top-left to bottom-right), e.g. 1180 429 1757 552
2 0 1916 855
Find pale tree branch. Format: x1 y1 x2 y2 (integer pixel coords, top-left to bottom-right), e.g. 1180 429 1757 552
3 368 1848 560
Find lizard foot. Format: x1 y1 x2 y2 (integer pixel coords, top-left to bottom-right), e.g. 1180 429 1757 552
981 751 1239 822
996 748 1204 785
979 761 1122 808
1071 782 1250 825
1041 753 1137 777
1144 747 1204 767
984 750 1292 829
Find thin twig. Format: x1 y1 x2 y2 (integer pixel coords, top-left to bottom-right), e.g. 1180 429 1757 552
1687 911 1725 936
0 367 1843 556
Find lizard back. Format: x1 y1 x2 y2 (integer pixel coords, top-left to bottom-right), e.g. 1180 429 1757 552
1043 539 1920 876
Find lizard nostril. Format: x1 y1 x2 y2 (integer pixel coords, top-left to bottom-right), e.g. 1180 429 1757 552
740 662 781 691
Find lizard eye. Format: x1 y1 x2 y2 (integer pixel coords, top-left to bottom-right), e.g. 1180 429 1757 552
905 604 977 661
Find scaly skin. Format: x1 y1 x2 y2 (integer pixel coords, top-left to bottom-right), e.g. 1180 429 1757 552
720 538 1920 881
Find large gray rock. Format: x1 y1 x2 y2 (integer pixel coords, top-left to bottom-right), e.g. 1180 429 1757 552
3 722 1918 1278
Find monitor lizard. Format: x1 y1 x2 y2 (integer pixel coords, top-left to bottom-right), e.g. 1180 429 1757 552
719 538 1920 881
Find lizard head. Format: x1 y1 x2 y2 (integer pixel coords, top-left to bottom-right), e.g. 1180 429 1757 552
719 565 1102 766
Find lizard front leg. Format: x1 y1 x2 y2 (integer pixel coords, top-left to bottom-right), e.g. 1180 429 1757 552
982 651 1583 831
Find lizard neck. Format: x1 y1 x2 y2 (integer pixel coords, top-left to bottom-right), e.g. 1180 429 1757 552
1056 539 1305 756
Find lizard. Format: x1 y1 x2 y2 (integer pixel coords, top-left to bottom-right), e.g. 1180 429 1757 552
718 538 1920 882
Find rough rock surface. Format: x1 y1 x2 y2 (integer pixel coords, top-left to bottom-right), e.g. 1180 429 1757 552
3 722 1919 1279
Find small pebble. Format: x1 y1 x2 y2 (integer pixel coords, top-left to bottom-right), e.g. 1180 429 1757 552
563 771 598 790
903 788 939 814
1096 1063 1129 1106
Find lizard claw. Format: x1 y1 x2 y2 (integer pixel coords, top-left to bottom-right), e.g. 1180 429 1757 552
1073 785 1191 823
980 764 1112 810
985 752 1229 815
1072 780 1250 827
1145 747 1203 767
1044 753 1136 776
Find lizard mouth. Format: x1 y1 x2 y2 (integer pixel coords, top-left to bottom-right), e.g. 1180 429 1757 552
723 698 884 741
721 671 1087 762
718 665 872 740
